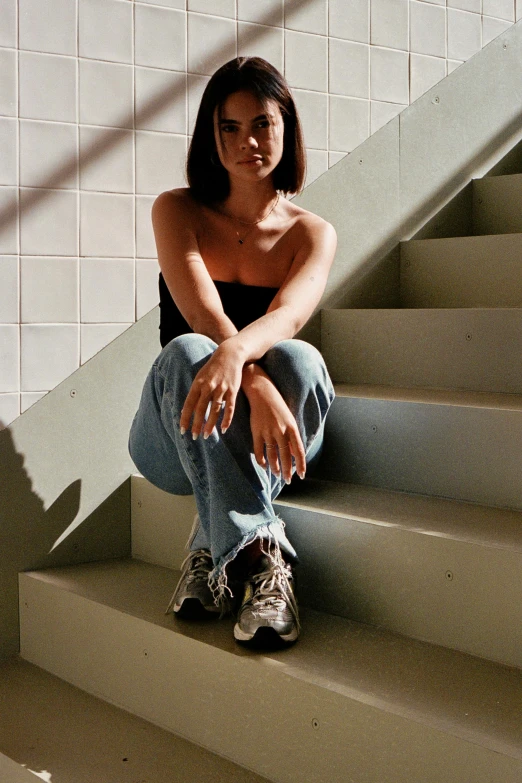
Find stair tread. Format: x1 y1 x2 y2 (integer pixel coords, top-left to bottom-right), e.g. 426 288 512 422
277 479 522 552
0 657 270 783
401 232 522 245
22 559 522 760
333 383 522 410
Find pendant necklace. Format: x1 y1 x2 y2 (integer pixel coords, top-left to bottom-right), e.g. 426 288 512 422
227 193 280 245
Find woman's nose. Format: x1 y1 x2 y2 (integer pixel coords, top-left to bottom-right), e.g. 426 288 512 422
241 134 258 149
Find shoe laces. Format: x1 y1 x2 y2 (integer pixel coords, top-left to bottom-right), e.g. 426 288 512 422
164 549 213 615
249 555 300 633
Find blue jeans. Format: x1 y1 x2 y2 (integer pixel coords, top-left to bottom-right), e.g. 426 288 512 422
128 334 335 603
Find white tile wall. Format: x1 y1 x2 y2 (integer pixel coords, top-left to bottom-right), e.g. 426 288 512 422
79 60 134 129
20 120 78 189
135 5 186 71
410 1 446 58
238 22 284 74
0 257 19 324
238 0 284 28
19 0 77 57
329 39 369 99
285 30 328 92
0 119 17 186
79 0 132 64
0 0 16 48
80 259 134 323
21 324 79 391
2 0 517 420
371 0 409 51
21 257 79 323
447 8 482 60
20 189 78 256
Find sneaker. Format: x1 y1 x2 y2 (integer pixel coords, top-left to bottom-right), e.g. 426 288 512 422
233 553 300 644
165 549 220 619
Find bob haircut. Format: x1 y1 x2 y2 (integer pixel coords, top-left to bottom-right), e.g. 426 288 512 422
186 57 306 204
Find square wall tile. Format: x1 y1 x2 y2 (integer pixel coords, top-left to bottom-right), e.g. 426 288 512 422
410 53 446 102
136 132 187 195
0 257 18 323
136 259 160 318
81 258 134 323
329 96 370 152
0 325 19 392
371 0 409 51
370 100 405 134
19 52 76 123
483 0 515 21
238 0 284 27
20 188 78 256
136 68 187 134
188 13 237 76
292 90 328 150
79 127 134 193
0 0 16 48
20 0 77 56
0 119 17 186
0 394 19 427
305 149 328 188
21 391 46 413
79 0 132 64
483 16 513 46
447 59 464 74
21 324 79 391
20 120 78 189
410 1 446 57
80 193 134 258
135 5 186 71
0 50 17 117
188 0 235 17
238 22 284 73
0 188 18 254
285 0 327 36
21 257 79 323
79 60 133 129
370 47 409 104
188 74 210 134
136 196 157 259
329 39 369 99
328 151 347 167
447 8 482 60
81 323 132 364
329 0 369 43
138 0 185 8
517 0 522 21
447 0 481 11
285 30 328 92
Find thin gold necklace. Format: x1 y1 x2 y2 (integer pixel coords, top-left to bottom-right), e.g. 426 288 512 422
223 193 280 245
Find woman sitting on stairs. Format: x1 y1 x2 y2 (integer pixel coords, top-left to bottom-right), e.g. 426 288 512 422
128 56 337 646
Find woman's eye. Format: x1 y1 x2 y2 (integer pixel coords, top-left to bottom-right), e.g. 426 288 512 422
222 125 237 133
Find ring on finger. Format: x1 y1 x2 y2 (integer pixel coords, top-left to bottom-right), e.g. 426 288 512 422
265 443 277 449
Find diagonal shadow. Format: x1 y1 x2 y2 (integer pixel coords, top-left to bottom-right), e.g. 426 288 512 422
0 0 318 238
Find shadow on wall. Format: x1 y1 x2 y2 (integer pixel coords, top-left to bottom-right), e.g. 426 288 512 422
0 423 130 658
0 0 317 240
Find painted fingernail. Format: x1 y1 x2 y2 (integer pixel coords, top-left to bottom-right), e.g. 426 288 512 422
299 472 305 480
180 427 186 435
203 432 209 440
192 432 198 441
221 426 228 434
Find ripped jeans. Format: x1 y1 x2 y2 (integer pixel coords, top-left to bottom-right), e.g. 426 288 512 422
128 334 335 605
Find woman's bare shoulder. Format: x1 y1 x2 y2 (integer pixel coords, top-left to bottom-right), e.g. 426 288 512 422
282 198 336 241
153 187 201 217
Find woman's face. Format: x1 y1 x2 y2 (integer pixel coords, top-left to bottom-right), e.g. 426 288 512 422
213 90 284 184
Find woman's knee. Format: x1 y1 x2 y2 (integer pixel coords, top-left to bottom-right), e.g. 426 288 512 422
264 339 330 389
155 333 217 377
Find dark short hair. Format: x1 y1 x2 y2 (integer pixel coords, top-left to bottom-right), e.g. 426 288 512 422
186 57 306 204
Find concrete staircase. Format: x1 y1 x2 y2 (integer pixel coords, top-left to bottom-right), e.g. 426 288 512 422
4 162 522 781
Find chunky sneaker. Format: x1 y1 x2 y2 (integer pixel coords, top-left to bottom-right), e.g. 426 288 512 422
233 553 300 644
165 549 220 619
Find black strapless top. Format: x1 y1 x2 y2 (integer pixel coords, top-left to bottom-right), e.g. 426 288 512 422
159 272 279 348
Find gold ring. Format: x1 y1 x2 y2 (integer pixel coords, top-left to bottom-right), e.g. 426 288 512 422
265 443 277 449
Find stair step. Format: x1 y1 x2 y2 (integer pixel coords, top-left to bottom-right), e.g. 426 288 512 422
318 385 522 509
473 173 522 235
321 308 522 393
19 560 522 783
131 474 522 668
0 751 39 783
400 234 522 307
0 656 269 783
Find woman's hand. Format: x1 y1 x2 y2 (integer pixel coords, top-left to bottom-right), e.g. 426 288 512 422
180 341 244 439
247 374 306 484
